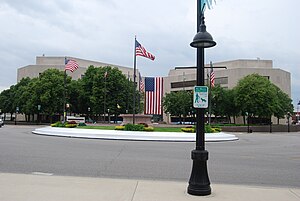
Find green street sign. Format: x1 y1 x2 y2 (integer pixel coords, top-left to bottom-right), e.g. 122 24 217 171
193 86 208 108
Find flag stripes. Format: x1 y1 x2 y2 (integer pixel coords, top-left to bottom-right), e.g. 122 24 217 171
135 40 155 61
139 73 144 92
65 59 79 72
210 68 215 87
145 77 163 115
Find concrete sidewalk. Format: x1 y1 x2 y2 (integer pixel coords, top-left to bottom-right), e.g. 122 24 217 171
1 173 299 201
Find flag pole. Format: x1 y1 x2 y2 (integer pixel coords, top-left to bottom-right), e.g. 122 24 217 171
63 57 67 123
133 36 137 124
138 74 141 114
104 71 107 123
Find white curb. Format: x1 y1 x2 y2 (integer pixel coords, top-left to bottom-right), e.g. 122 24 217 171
32 126 238 142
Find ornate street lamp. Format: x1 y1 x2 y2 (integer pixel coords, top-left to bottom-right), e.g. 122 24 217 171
187 1 216 196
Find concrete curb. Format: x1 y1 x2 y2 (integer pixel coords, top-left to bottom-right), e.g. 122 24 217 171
32 126 238 142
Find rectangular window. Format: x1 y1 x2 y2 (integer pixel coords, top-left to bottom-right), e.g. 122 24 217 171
171 80 196 88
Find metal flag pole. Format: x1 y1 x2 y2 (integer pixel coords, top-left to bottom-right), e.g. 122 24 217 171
63 57 67 123
133 36 137 124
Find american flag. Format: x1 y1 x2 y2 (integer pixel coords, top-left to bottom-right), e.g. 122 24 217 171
135 40 155 61
65 58 79 72
210 68 215 87
139 73 144 92
144 77 163 115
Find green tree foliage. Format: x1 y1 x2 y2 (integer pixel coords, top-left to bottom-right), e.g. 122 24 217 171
234 74 292 120
78 66 138 118
0 88 14 115
34 69 70 118
273 85 293 124
0 70 293 124
163 90 192 123
210 86 240 123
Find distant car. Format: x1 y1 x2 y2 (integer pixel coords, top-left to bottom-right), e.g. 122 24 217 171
0 118 3 128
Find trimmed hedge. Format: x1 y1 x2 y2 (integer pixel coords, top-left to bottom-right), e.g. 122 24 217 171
115 124 154 132
65 124 77 128
181 125 222 133
144 126 154 132
124 123 145 131
51 121 78 128
78 122 87 127
115 125 125 130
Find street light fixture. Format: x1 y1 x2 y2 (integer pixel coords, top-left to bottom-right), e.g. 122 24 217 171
187 2 216 196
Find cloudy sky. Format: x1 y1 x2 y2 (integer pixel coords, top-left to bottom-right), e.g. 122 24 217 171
0 0 299 107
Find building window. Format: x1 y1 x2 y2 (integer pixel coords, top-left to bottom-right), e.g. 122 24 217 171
215 77 228 85
171 80 196 88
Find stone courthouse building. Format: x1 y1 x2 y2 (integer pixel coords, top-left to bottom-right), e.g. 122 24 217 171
18 56 291 124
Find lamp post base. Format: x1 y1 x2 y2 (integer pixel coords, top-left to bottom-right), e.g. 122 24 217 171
187 149 211 196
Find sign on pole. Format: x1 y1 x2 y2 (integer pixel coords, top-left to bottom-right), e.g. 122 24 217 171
193 86 208 108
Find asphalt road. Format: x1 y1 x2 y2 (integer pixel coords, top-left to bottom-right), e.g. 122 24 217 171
0 125 299 188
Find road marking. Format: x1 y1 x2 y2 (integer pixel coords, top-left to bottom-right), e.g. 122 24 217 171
31 172 53 176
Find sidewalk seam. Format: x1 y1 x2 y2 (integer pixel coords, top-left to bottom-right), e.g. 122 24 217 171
131 181 139 201
289 189 300 199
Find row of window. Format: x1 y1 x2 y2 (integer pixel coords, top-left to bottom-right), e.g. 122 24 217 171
171 77 229 88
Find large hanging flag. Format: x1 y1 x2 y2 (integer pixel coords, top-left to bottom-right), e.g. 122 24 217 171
139 73 145 92
210 68 215 87
135 39 155 61
65 58 79 72
144 77 163 115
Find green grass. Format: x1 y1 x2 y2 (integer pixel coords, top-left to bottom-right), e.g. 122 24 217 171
76 125 183 132
77 125 116 130
153 127 182 132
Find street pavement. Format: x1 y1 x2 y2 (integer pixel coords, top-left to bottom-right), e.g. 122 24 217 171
1 125 300 200
1 173 300 201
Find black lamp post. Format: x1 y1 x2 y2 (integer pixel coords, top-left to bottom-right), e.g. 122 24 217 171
287 112 291 133
187 1 216 196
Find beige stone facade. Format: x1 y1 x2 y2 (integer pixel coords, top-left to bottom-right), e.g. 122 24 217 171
18 57 291 124
164 59 291 124
17 56 138 82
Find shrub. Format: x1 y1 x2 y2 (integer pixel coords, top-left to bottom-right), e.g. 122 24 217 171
115 125 125 130
65 124 77 128
51 121 65 127
205 125 213 133
139 123 149 127
144 126 154 132
212 126 222 133
124 123 145 131
67 121 77 125
181 127 195 133
78 122 87 127
181 125 221 133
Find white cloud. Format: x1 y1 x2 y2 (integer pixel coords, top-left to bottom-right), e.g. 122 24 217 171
0 0 299 106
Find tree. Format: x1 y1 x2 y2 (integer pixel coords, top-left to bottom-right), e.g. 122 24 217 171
234 74 278 121
223 88 240 124
273 85 293 124
13 77 34 121
163 90 192 123
33 69 70 122
211 85 227 118
0 88 14 120
79 66 138 121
